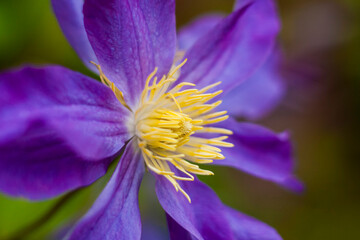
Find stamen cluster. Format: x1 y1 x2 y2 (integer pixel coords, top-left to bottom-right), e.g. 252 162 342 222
134 60 233 202
92 60 233 202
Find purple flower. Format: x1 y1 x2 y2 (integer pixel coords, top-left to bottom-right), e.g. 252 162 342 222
0 0 302 239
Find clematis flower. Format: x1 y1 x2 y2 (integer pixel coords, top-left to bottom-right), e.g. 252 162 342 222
0 0 303 239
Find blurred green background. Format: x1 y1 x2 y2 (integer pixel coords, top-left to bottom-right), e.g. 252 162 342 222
0 0 360 239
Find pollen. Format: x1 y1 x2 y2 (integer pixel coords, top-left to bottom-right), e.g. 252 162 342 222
92 59 234 203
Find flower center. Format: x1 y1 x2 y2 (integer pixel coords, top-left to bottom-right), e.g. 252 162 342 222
92 59 233 202
136 109 194 149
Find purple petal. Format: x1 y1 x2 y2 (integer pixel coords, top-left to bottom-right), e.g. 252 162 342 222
166 214 193 240
0 66 130 160
83 0 176 106
69 141 144 240
157 177 282 240
215 118 303 192
0 66 131 199
177 10 285 120
178 0 280 95
177 14 224 51
224 206 282 240
222 50 285 120
156 177 229 240
51 0 98 72
0 128 114 200
142 221 169 240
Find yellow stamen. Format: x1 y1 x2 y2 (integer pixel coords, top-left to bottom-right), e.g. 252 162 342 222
133 59 233 202
91 61 132 112
91 59 233 203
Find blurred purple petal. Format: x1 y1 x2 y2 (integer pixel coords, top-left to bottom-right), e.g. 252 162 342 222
0 66 131 199
142 221 169 240
0 124 114 200
177 12 284 120
166 214 193 240
223 50 285 120
51 0 98 72
157 177 282 240
69 141 144 240
225 206 282 240
215 118 303 192
278 176 305 193
177 14 224 51
83 0 176 106
178 0 280 95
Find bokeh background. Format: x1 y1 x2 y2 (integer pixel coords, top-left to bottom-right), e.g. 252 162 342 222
0 0 359 239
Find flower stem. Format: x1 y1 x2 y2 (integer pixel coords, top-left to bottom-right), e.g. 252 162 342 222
6 190 78 240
